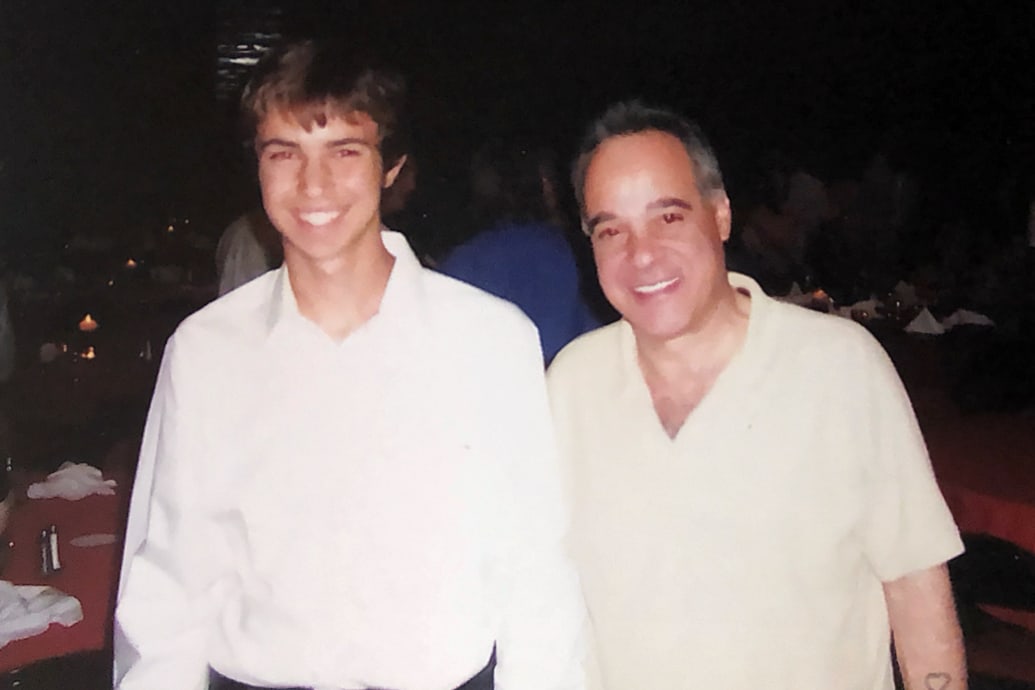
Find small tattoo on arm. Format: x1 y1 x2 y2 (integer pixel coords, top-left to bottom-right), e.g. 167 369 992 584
925 672 951 690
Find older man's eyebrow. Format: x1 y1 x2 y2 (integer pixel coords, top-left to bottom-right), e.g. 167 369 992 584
585 211 617 234
646 197 693 211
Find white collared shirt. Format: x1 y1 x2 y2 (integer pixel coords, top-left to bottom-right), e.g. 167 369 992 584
115 232 585 690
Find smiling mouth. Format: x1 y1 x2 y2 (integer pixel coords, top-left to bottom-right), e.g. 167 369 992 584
633 277 679 295
298 211 340 226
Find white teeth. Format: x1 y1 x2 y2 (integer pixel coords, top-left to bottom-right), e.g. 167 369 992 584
299 211 339 226
633 277 678 294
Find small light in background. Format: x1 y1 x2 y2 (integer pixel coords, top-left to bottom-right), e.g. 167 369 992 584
78 314 99 332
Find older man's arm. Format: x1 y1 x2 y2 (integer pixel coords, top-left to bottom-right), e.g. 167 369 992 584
884 563 967 690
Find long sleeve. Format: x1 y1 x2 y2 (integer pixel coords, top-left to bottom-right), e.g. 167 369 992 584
114 334 222 690
487 318 587 690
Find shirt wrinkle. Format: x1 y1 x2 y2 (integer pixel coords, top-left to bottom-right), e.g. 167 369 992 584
114 231 585 690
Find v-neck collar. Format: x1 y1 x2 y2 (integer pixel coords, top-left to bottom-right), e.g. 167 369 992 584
617 272 768 444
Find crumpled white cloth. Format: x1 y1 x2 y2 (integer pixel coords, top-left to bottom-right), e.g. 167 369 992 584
27 462 117 501
940 308 995 330
0 580 83 648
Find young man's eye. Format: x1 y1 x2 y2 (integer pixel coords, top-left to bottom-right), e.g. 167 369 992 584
595 227 620 240
335 147 362 158
661 212 683 223
266 150 293 162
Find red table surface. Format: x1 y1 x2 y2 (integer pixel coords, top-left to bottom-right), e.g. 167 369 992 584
0 469 130 672
923 406 1035 556
919 396 1035 633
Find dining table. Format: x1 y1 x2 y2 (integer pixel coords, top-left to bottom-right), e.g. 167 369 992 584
882 333 1035 555
0 441 132 676
882 330 1035 647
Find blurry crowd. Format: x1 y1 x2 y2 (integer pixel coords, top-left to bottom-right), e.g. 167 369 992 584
2 134 1034 383
725 146 1035 331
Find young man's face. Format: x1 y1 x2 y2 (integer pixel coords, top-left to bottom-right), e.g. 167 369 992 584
582 129 732 345
256 108 404 271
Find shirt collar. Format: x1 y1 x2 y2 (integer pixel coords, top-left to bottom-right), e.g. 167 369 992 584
615 270 768 388
262 230 424 339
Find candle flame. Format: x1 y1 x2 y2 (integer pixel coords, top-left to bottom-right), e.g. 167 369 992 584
82 346 96 360
78 314 99 332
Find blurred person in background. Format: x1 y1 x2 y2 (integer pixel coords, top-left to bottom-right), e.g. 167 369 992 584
214 207 283 296
438 140 603 364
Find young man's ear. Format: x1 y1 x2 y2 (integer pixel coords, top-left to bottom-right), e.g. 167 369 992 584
383 155 408 189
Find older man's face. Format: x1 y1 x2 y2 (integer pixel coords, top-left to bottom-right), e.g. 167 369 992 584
582 130 731 345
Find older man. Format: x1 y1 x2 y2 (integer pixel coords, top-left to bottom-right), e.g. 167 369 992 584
547 102 965 690
115 41 584 690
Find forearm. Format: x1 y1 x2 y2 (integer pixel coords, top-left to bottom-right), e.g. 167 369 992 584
884 563 967 690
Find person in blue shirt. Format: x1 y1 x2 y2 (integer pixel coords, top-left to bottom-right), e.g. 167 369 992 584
438 141 605 364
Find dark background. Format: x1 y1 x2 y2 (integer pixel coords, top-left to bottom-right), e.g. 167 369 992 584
1 0 1032 264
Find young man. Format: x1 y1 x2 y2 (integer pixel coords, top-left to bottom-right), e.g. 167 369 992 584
547 101 966 690
114 41 584 690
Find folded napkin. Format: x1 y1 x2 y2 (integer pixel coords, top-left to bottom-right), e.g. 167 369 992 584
0 580 83 648
940 308 995 330
27 462 117 501
905 308 946 335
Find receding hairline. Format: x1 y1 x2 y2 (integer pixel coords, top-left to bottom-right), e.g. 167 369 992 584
571 101 726 220
578 128 725 196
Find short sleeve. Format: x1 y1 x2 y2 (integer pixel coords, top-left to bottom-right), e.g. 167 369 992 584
854 340 964 581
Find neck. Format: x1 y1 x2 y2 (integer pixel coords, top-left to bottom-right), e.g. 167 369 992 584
634 284 752 439
637 284 751 379
285 233 395 342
